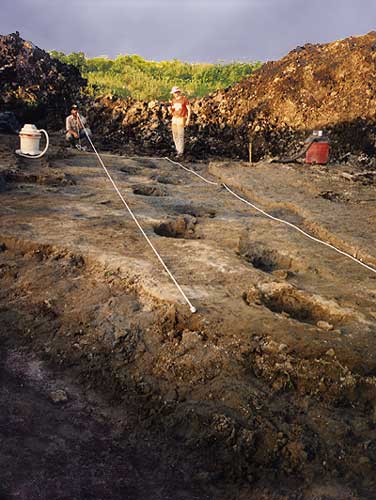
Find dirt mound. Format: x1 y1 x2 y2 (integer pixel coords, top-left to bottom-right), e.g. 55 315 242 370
198 31 376 161
0 32 86 128
89 32 376 164
89 95 173 154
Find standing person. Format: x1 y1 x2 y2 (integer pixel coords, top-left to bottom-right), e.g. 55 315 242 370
169 86 191 158
65 104 92 151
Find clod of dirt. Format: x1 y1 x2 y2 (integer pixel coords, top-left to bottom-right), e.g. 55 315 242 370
0 111 20 133
119 166 138 175
132 184 168 197
173 203 216 218
130 158 159 169
271 269 289 280
319 190 348 202
317 320 334 331
152 174 181 185
2 169 76 187
154 215 198 239
49 389 69 404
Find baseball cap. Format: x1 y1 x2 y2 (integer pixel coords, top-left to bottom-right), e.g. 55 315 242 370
170 86 181 94
71 104 78 110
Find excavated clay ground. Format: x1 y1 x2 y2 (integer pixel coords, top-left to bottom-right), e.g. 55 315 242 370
0 133 375 500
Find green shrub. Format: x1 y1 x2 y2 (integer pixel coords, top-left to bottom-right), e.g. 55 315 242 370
50 51 262 100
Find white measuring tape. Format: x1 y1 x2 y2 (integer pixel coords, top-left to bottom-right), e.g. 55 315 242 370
162 156 376 276
78 115 197 313
222 183 376 275
75 125 376 315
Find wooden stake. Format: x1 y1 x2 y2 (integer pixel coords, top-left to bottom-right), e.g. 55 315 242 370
248 141 253 164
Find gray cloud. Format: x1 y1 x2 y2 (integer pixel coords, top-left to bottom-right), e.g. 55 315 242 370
2 0 376 61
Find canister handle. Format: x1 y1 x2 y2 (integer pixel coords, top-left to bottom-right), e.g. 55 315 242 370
36 129 49 158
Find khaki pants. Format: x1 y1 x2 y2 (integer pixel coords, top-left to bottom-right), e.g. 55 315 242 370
66 128 92 146
171 117 186 155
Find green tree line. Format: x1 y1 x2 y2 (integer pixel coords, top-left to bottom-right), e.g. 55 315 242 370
49 50 262 101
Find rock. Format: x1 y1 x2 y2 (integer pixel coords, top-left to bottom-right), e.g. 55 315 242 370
317 320 334 331
243 286 261 305
278 343 288 352
49 389 68 404
372 404 376 425
359 456 371 465
154 216 197 239
272 269 289 280
342 172 355 181
366 439 376 463
0 111 20 133
181 330 202 350
164 388 178 402
325 348 336 357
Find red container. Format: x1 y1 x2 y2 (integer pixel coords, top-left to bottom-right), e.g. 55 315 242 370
305 141 330 165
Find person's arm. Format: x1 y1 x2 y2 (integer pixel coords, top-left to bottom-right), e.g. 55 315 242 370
78 115 87 128
186 102 191 126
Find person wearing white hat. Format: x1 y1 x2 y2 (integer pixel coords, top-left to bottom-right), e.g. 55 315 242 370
65 104 92 151
168 87 191 157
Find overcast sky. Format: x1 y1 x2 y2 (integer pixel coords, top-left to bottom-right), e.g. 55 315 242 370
1 0 375 62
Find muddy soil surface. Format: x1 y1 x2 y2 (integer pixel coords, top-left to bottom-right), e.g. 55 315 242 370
0 134 375 499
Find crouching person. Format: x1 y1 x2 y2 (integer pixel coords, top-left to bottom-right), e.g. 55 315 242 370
65 104 92 151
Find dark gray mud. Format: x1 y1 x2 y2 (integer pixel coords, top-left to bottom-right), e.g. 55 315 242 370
0 135 375 499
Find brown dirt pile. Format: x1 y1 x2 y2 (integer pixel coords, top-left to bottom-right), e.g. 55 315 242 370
0 32 86 127
199 31 376 161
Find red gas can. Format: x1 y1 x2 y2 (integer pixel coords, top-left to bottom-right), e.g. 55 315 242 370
305 140 330 165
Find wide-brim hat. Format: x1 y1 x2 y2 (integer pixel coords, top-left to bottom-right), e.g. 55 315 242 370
170 86 181 94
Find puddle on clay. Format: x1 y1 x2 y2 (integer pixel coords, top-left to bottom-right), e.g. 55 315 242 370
152 174 181 185
269 208 305 226
129 158 159 169
1 170 75 187
319 190 348 203
132 184 168 197
245 281 352 327
238 238 292 273
119 166 138 175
